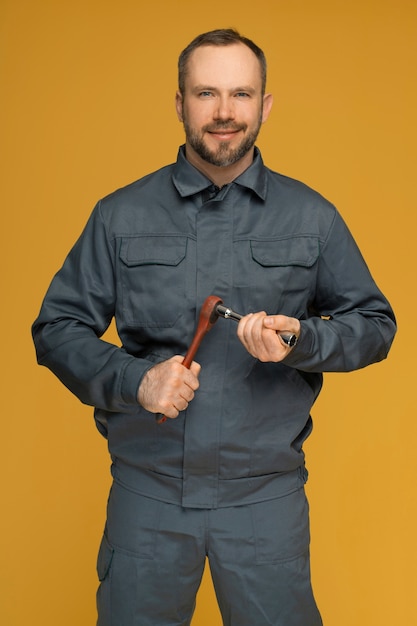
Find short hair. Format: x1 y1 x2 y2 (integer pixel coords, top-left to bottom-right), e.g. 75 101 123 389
178 28 267 96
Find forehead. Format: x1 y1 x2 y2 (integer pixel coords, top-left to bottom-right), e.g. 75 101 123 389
184 43 263 91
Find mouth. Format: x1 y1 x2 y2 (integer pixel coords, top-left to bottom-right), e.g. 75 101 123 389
206 126 244 142
209 130 239 141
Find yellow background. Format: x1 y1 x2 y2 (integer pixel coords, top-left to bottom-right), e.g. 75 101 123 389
1 1 416 624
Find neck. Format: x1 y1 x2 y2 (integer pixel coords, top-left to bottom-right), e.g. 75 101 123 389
184 143 255 187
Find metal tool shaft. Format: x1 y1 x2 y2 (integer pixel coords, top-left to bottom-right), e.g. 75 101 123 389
216 305 243 323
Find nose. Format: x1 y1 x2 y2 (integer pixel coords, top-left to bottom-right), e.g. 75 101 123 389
213 95 235 121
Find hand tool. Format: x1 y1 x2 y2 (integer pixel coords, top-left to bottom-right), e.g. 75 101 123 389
156 295 223 423
216 304 298 347
156 296 298 423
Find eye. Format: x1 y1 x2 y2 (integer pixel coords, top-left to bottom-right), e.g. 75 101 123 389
235 92 250 98
199 90 214 98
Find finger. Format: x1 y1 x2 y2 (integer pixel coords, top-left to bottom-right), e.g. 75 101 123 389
258 327 285 361
239 312 291 361
179 384 195 404
159 401 180 420
174 397 189 413
263 315 301 335
166 386 194 418
183 364 201 391
189 359 202 378
238 312 267 356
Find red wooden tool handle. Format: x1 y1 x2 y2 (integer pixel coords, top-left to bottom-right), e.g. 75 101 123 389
156 295 223 424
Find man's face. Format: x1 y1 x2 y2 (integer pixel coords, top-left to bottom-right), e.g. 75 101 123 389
176 43 272 169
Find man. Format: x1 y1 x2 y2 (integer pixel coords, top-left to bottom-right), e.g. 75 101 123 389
32 29 396 626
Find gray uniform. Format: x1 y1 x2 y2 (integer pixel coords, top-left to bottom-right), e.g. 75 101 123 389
32 146 396 625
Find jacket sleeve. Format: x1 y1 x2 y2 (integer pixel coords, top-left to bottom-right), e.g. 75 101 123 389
284 209 396 373
32 202 153 413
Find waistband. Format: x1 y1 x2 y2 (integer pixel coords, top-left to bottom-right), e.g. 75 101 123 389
111 460 308 509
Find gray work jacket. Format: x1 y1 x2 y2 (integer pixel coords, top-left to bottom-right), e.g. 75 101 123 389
32 146 396 508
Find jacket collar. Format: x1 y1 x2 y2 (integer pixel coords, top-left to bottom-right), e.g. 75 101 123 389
172 145 268 201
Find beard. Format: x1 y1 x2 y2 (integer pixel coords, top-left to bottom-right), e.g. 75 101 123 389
182 116 263 167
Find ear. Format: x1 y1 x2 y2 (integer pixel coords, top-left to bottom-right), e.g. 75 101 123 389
175 91 184 122
261 93 273 124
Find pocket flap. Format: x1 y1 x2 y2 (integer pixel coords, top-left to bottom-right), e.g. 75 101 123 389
250 237 319 267
120 236 187 267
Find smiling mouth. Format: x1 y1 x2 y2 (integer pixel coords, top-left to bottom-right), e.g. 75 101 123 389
207 128 242 140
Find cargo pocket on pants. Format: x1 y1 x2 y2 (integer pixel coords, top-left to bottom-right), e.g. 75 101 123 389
251 487 310 564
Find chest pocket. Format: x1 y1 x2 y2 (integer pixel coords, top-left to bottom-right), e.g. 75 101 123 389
250 237 319 268
118 235 187 327
233 236 320 315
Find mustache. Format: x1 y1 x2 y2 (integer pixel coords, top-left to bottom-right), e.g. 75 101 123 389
202 122 247 132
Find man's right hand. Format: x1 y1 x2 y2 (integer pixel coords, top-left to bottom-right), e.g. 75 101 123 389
137 355 201 419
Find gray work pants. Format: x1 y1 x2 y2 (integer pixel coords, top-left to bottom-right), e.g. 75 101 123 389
96 481 322 626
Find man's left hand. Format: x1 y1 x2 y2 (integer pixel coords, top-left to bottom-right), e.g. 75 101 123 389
237 312 300 362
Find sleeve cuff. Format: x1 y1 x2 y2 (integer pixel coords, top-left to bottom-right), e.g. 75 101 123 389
120 357 155 407
282 322 315 367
